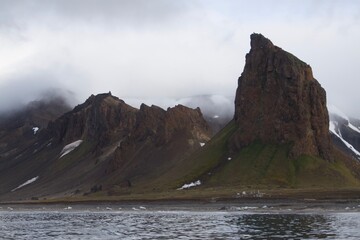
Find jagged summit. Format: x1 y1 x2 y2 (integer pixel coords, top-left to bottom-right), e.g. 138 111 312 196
0 92 212 200
231 33 332 161
250 33 275 50
46 93 137 146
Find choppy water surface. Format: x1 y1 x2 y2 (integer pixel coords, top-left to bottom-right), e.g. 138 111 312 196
1 206 360 239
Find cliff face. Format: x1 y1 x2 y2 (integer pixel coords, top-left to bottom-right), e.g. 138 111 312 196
231 33 332 161
46 93 138 147
47 92 211 153
108 104 211 173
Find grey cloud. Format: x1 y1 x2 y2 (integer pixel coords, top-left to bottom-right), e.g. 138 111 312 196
0 0 359 119
0 0 192 30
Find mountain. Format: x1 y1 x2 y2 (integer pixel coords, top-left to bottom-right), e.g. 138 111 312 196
1 34 360 202
152 33 360 192
0 93 211 200
328 105 360 160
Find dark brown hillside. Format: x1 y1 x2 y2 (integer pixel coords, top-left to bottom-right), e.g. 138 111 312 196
106 103 211 188
0 92 211 200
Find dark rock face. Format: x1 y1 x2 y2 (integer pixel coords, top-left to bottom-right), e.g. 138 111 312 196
231 33 332 161
42 92 211 176
108 104 211 172
47 93 210 150
46 93 137 147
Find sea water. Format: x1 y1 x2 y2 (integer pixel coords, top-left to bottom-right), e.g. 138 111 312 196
1 205 360 239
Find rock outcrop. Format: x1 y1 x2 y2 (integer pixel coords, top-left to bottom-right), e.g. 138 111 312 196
230 33 332 161
108 103 211 173
46 93 138 147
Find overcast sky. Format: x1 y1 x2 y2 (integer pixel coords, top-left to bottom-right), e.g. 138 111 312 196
0 0 359 116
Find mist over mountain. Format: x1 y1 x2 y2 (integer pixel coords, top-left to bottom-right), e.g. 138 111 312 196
0 32 360 202
1 1 360 118
0 85 77 114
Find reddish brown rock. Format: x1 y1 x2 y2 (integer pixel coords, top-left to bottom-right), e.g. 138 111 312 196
108 104 211 172
230 33 332 161
47 93 137 147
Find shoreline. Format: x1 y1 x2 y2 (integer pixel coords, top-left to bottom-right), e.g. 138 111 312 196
1 196 360 211
2 187 360 208
1 199 360 213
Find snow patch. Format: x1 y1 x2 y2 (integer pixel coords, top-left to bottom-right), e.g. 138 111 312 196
348 123 360 134
60 140 83 158
11 176 39 192
213 115 219 119
177 180 201 190
200 142 205 147
329 121 337 134
32 127 39 135
227 157 232 161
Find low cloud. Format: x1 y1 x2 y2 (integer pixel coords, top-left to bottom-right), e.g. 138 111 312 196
0 1 359 117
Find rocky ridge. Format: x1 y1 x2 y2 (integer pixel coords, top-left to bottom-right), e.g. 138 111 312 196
0 92 212 199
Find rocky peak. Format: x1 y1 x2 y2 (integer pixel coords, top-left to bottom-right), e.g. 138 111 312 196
108 104 211 173
250 33 275 50
130 104 210 146
47 93 137 146
163 105 211 143
231 33 332 161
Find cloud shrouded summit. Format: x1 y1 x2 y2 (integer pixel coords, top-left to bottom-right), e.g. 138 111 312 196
0 0 359 117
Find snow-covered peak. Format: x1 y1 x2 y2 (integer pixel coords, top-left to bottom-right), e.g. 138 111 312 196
329 120 360 159
328 105 360 134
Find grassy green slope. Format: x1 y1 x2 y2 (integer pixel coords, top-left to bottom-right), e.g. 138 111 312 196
148 120 239 190
207 143 359 189
153 120 360 191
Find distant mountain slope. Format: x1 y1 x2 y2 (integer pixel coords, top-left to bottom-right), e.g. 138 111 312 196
328 105 360 160
0 96 71 171
175 95 233 134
